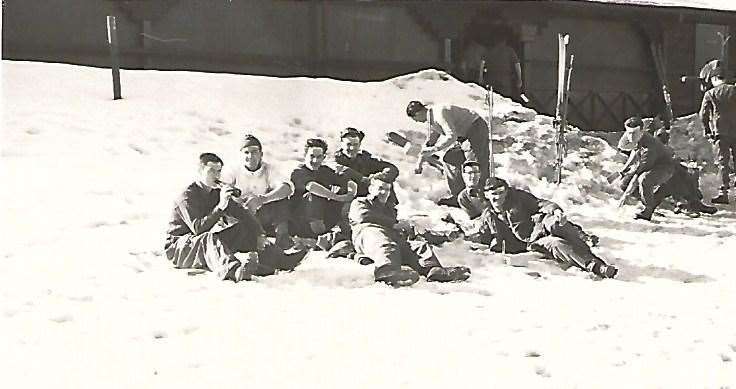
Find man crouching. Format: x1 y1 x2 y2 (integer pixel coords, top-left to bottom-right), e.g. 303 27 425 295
164 153 303 282
349 175 471 287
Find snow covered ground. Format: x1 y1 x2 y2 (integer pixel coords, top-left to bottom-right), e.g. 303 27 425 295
1 61 735 388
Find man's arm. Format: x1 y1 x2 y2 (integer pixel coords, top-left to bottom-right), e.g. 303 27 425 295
699 93 713 138
348 198 397 227
305 180 357 202
262 182 293 203
177 188 226 236
422 108 458 155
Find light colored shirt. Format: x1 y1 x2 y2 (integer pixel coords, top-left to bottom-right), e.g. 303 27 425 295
222 161 293 199
429 104 483 152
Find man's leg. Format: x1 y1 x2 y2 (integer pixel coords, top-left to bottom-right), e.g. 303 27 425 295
529 235 616 278
166 233 249 281
258 199 294 247
353 225 419 286
441 145 467 200
636 164 674 219
712 137 734 203
467 119 491 187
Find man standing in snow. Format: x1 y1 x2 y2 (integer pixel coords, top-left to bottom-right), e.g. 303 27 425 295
222 134 296 249
699 67 736 204
333 127 400 207
165 153 301 281
616 116 676 220
406 100 490 207
290 138 358 244
349 175 471 287
478 177 617 278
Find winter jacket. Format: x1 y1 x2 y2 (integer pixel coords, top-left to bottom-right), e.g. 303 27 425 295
484 188 561 243
700 83 736 140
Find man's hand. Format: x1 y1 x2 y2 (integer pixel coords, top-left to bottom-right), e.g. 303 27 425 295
244 195 265 212
549 209 567 227
256 234 268 251
217 187 237 211
393 220 412 233
334 165 349 175
419 147 436 160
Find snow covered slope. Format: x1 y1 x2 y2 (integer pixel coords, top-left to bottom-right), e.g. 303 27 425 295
2 61 735 388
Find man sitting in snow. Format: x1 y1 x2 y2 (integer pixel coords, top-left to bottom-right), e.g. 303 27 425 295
290 138 358 246
406 100 490 207
349 175 471 287
165 153 303 282
458 162 598 249
222 134 296 249
333 127 400 207
477 177 617 279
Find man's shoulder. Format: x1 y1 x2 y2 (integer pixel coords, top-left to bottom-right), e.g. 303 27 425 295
177 181 203 201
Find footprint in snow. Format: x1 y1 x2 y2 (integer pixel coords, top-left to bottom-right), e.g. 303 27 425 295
50 313 73 323
534 366 551 377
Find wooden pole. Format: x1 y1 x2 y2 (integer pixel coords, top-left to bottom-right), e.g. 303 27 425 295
107 15 122 100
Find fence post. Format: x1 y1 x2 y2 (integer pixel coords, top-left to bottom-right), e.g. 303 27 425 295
107 15 122 100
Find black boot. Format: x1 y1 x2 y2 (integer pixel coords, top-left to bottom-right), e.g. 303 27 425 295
711 193 730 205
634 208 654 221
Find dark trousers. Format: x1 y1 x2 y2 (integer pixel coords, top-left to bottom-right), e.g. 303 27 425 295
443 119 490 196
255 199 290 235
480 211 603 270
291 193 347 238
715 136 736 193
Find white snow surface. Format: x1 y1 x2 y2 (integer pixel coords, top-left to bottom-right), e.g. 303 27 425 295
2 61 735 388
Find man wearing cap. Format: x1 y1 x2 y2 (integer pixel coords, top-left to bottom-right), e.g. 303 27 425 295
700 67 736 204
333 127 400 206
165 153 302 282
349 175 471 287
406 100 490 207
479 177 617 278
290 138 358 240
222 134 296 249
616 116 677 220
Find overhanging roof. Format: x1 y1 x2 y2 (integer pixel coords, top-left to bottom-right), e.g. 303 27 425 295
580 0 736 13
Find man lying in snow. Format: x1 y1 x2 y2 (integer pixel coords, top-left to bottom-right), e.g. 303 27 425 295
615 117 716 220
476 177 617 279
457 161 598 248
164 153 305 282
349 175 471 287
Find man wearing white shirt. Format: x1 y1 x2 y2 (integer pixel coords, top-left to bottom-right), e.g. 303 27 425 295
222 134 295 248
406 100 490 207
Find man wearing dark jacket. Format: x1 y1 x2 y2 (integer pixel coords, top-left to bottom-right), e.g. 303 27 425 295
616 116 677 220
349 176 471 287
333 127 400 205
165 153 302 282
478 177 617 278
700 68 736 204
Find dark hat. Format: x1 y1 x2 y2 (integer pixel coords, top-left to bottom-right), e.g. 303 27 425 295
462 160 481 170
305 138 328 152
406 100 426 117
369 170 394 184
340 127 365 141
483 177 509 191
240 134 262 150
624 116 643 130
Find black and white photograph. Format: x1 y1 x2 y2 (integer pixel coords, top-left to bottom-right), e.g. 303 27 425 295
2 0 735 387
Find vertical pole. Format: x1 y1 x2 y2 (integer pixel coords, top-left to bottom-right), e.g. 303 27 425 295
488 84 495 178
107 15 122 100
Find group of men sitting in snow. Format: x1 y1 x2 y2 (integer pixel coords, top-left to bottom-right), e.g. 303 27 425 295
165 100 623 287
163 65 736 287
